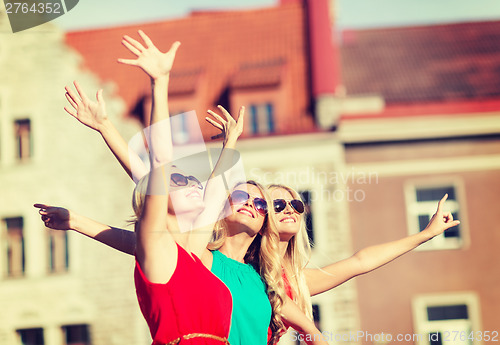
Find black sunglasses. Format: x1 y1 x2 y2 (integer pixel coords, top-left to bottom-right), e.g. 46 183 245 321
170 173 203 189
230 190 268 216
273 199 305 214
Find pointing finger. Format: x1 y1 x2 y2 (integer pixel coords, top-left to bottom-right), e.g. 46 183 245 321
436 193 448 213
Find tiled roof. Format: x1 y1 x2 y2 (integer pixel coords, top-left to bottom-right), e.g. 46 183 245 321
230 59 285 89
341 21 500 105
65 3 316 138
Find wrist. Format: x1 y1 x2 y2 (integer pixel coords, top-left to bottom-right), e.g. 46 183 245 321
68 211 80 232
224 137 238 148
151 74 170 84
419 227 436 242
97 118 113 135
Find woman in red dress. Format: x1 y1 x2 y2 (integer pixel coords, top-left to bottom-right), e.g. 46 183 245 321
39 31 235 344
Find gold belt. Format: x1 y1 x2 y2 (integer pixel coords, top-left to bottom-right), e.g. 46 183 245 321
165 333 230 345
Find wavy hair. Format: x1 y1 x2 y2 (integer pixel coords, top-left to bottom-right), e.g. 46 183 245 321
267 184 313 321
209 180 286 344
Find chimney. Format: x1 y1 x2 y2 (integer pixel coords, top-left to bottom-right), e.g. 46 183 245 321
281 0 343 129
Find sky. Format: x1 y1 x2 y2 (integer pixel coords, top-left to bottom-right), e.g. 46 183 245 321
51 0 500 32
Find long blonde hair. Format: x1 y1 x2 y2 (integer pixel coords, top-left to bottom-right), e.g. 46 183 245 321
209 180 286 344
268 184 313 320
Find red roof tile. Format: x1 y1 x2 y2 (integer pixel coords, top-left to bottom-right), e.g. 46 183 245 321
65 3 316 139
341 21 500 105
230 59 285 89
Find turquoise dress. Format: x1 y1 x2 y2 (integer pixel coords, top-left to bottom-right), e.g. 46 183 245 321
211 250 271 345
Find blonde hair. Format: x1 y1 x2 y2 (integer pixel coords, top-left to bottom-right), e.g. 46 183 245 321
268 184 313 320
131 165 176 224
131 173 150 224
209 180 286 343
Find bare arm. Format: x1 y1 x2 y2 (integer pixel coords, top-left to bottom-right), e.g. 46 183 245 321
64 82 148 182
189 105 245 258
281 297 328 345
305 194 460 296
119 30 180 283
34 204 136 255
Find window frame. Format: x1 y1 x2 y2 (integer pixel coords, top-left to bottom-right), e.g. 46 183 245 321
16 327 45 345
412 292 482 345
47 229 69 274
3 216 26 278
170 111 190 145
14 118 32 161
404 178 468 251
248 102 275 135
62 324 91 345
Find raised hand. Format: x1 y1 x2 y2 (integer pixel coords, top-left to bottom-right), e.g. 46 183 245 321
424 194 461 237
118 30 180 80
64 81 108 132
34 204 72 231
206 105 245 146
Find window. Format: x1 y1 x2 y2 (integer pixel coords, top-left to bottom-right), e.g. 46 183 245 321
48 230 69 273
3 217 25 277
412 293 481 345
405 184 463 250
62 324 91 345
249 103 274 135
15 119 31 160
171 112 189 145
299 190 314 245
17 328 44 345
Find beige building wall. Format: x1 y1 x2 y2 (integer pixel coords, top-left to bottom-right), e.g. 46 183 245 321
0 13 148 345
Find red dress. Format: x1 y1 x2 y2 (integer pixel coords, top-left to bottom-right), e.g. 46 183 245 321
135 244 232 344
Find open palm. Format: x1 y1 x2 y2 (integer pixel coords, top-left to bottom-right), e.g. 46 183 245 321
206 105 245 145
118 30 180 80
64 81 108 132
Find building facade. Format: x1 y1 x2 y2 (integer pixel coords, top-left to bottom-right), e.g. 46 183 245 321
2 1 499 345
0 12 147 345
338 20 500 345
